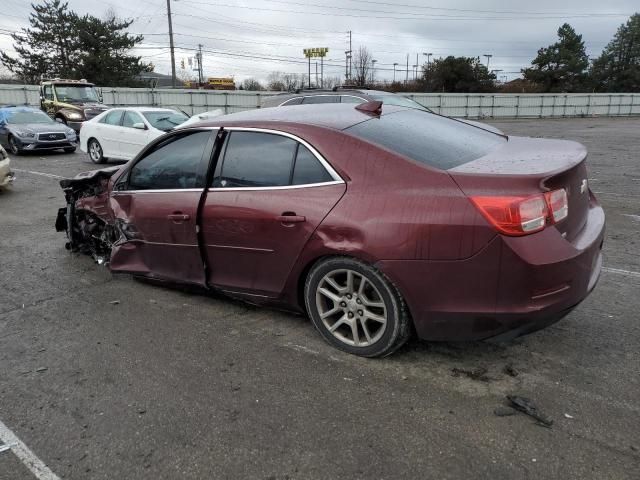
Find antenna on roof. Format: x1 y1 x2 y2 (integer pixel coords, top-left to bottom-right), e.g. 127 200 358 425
355 100 383 116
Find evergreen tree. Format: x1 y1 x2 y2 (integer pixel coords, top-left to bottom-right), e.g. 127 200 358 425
591 14 640 92
0 0 79 83
420 56 496 93
522 23 589 92
0 0 152 86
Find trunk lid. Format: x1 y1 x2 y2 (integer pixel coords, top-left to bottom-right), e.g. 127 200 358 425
449 136 590 242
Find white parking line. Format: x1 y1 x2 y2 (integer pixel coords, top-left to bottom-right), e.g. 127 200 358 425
602 266 640 278
0 419 60 480
11 168 63 180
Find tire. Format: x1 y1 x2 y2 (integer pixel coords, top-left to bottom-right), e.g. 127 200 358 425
304 256 411 357
8 136 21 155
88 138 106 164
64 147 77 153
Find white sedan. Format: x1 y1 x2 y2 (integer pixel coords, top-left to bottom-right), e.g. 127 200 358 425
80 107 191 164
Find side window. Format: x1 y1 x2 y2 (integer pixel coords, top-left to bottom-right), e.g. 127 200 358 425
302 96 338 104
341 95 365 104
282 97 303 106
128 131 210 190
101 110 123 126
292 145 334 185
43 86 53 100
213 132 296 188
122 111 144 128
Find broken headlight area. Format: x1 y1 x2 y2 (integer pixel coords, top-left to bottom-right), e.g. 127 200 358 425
56 167 121 265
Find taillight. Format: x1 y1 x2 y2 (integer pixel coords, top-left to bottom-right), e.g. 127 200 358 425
471 188 568 236
545 189 568 223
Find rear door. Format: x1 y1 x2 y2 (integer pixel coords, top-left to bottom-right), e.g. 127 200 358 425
96 109 124 158
201 128 345 297
109 129 215 284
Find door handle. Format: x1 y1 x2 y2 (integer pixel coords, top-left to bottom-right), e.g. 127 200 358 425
276 214 306 223
167 213 190 222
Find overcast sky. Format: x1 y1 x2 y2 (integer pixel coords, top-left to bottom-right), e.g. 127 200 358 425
0 0 637 84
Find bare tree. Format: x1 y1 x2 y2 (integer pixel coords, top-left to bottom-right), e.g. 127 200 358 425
322 75 341 89
242 78 265 91
267 71 286 91
353 46 373 87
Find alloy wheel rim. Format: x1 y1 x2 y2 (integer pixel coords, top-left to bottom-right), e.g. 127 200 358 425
315 269 388 347
9 138 18 154
90 141 100 161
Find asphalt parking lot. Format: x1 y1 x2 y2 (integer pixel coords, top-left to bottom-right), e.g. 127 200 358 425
1 117 639 479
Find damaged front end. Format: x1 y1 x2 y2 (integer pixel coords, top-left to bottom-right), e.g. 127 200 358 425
55 167 121 264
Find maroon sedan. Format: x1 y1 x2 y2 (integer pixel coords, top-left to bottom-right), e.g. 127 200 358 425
56 102 604 357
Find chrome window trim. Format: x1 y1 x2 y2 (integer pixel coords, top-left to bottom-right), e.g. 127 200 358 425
278 97 303 106
217 126 344 187
208 180 344 192
112 188 203 195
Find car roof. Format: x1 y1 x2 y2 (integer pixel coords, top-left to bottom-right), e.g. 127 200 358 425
115 107 179 113
199 103 409 131
0 106 41 112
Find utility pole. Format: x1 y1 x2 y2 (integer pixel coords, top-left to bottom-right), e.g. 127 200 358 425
393 63 398 82
423 52 432 66
166 0 176 88
371 59 377 84
405 53 409 84
197 44 204 86
415 53 419 80
308 56 311 88
483 54 493 70
315 61 318 88
321 55 324 88
348 31 352 82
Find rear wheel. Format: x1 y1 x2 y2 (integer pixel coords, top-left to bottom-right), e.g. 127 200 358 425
304 257 411 357
8 136 21 155
88 138 106 164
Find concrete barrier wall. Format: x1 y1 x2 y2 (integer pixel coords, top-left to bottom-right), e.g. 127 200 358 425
1 84 639 118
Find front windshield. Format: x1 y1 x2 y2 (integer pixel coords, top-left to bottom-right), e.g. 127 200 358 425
54 85 99 103
6 110 55 124
370 94 430 112
143 111 189 131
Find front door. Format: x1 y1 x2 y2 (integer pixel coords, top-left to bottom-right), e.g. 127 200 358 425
119 110 153 159
201 130 345 297
109 129 215 284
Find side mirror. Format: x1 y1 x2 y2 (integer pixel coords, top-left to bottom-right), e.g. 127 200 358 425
132 122 146 130
55 118 63 123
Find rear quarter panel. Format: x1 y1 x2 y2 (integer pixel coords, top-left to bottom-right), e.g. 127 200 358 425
277 126 496 308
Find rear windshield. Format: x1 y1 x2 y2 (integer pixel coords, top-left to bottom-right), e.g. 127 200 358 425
346 109 505 170
369 94 429 111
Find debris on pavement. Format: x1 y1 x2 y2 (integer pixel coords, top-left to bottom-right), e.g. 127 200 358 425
451 367 490 382
564 413 574 419
108 300 120 305
506 395 553 427
35 367 48 372
503 363 519 377
494 406 517 417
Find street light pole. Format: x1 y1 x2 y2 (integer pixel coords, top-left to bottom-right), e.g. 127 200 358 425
371 59 377 84
166 0 176 88
483 54 493 70
393 63 398 82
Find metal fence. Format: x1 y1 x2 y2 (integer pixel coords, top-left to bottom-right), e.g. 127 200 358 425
1 83 639 118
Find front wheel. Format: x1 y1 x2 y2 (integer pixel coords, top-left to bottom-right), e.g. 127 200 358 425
88 138 106 164
8 136 21 155
304 257 411 357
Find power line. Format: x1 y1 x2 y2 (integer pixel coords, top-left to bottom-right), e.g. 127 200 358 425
177 0 632 21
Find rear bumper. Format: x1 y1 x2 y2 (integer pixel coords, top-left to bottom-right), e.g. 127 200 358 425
377 202 605 342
